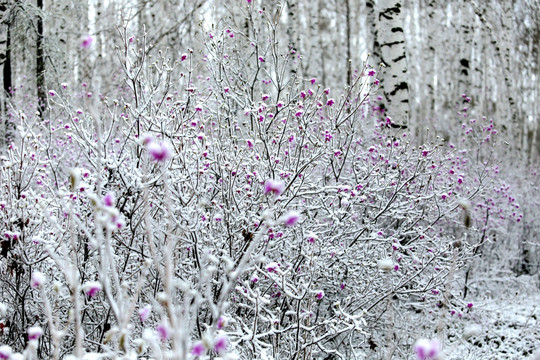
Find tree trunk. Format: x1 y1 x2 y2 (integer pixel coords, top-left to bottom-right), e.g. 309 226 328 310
286 0 301 77
456 1 472 107
36 0 46 115
345 0 352 87
3 21 11 96
470 1 517 144
374 0 409 127
0 1 13 148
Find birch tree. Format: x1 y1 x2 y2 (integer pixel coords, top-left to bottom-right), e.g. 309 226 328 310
374 0 409 128
0 1 12 149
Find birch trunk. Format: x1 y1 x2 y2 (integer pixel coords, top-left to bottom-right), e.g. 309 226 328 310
375 0 409 127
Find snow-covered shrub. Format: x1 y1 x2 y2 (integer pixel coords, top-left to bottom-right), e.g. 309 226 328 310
0 2 520 359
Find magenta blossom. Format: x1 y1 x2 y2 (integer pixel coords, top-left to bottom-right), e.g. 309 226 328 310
306 232 317 243
31 272 46 288
0 345 12 360
84 281 102 297
147 141 172 162
27 326 43 341
81 35 93 49
266 262 278 273
282 211 301 227
156 322 169 342
217 316 226 330
414 338 440 360
139 305 152 323
264 179 285 197
103 192 115 207
191 341 205 357
214 335 228 354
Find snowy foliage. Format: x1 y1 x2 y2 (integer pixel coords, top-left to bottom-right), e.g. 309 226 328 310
0 2 537 359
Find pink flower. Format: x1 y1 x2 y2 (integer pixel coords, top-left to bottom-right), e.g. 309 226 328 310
258 56 265 62
156 322 169 342
264 179 285 197
414 338 440 360
115 218 125 230
147 141 172 162
27 326 43 341
467 302 473 308
282 211 300 227
217 317 226 330
84 281 102 297
316 290 324 299
192 341 205 357
310 78 316 84
0 345 12 360
139 305 152 323
103 192 115 207
181 53 187 61
31 272 46 288
325 131 332 142
81 35 93 49
48 90 56 97
326 99 335 106
266 262 278 273
295 111 303 117
214 335 228 354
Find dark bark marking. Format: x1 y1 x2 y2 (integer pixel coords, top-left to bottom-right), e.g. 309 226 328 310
389 81 408 96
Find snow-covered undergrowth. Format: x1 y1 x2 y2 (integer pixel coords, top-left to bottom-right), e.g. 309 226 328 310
0 3 537 359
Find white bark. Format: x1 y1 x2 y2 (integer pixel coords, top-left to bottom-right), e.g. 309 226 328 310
375 0 409 126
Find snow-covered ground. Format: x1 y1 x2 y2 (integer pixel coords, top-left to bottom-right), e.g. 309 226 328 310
445 274 540 359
